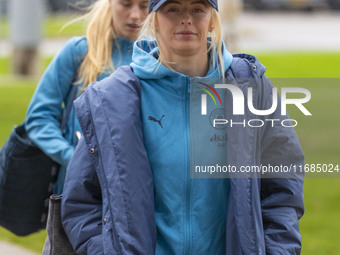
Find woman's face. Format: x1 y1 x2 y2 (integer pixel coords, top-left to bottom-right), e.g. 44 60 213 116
110 0 149 41
156 0 214 59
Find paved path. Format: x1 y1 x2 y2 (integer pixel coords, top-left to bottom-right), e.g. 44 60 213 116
236 11 340 52
1 10 340 57
0 241 38 255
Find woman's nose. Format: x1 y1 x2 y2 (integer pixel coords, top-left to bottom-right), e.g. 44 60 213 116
130 5 142 21
180 10 192 25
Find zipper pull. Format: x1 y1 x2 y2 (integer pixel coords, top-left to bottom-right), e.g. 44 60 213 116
187 78 191 93
75 131 82 141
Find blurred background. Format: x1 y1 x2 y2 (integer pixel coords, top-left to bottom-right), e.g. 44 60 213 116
0 0 340 254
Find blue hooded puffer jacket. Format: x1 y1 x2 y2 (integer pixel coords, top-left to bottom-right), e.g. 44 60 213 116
62 41 304 255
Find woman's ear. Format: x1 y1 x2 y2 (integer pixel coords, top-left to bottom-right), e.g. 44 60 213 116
209 21 215 32
154 14 159 32
209 15 215 32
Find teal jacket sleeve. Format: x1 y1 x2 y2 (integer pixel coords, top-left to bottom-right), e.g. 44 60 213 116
25 36 86 167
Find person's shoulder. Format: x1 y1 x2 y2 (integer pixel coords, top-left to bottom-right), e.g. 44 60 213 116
52 36 87 67
228 53 267 78
96 66 139 92
86 66 139 97
61 36 88 54
77 66 140 121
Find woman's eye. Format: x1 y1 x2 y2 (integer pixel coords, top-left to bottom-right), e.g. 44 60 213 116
168 8 179 12
140 1 149 10
193 8 203 13
120 0 131 8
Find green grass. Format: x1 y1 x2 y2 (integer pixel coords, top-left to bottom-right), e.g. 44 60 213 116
0 52 340 254
1 14 87 39
257 52 340 78
0 57 10 75
0 56 53 76
301 178 340 254
0 228 46 254
42 14 87 38
0 78 36 142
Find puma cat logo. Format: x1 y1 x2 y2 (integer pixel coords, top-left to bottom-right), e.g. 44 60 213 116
148 115 165 128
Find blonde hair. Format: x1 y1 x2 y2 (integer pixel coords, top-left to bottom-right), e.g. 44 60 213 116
139 9 225 78
66 0 116 89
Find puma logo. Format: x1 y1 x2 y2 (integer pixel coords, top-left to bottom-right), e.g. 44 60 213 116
148 115 165 128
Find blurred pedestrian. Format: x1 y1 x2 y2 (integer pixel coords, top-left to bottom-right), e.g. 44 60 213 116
219 0 243 53
25 0 149 195
62 0 304 254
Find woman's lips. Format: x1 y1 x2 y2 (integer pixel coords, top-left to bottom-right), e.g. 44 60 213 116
176 31 196 35
127 24 140 31
175 31 197 39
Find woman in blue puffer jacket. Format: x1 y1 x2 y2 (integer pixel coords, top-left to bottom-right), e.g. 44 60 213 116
62 0 305 254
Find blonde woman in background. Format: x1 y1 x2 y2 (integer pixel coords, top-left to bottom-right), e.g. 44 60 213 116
25 0 148 195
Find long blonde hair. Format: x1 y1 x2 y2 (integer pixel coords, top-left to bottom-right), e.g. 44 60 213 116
67 0 116 89
139 9 225 78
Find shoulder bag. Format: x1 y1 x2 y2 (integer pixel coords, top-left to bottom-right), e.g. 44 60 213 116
0 84 78 236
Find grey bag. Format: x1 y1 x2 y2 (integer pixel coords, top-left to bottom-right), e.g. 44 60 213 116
42 194 76 255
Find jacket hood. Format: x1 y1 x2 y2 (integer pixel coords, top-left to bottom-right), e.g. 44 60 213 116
229 53 267 78
130 39 234 80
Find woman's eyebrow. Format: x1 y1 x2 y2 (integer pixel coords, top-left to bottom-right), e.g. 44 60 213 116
164 0 181 4
192 1 209 6
164 0 208 6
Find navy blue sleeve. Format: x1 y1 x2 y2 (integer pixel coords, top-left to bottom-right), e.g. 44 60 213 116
260 75 304 255
61 137 104 254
